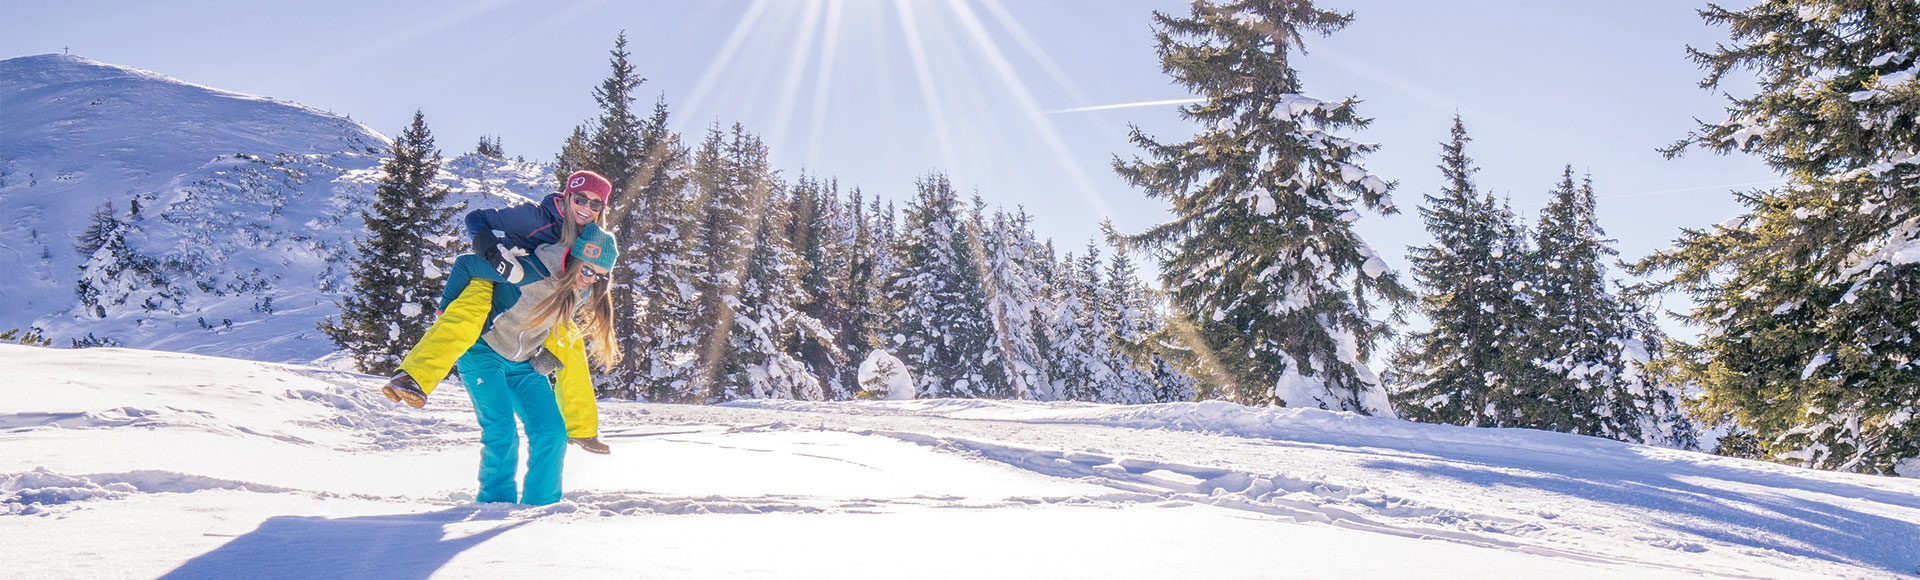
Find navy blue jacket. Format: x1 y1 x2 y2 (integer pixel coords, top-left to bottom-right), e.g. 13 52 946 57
465 193 568 253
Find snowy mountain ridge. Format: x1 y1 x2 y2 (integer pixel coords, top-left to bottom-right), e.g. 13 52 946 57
3 344 1917 578
0 54 552 362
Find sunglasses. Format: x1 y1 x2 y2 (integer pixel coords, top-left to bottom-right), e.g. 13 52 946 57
579 266 607 281
570 192 605 212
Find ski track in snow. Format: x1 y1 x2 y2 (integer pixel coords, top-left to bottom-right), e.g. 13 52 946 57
3 345 1918 579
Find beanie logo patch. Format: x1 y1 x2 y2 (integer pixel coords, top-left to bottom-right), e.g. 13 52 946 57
582 243 603 259
569 175 588 189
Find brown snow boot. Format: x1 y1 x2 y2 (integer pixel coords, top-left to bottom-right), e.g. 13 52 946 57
381 373 427 409
569 436 611 455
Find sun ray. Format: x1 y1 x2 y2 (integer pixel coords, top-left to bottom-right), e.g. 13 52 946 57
945 0 1116 217
681 0 775 127
894 0 963 180
804 0 848 171
765 0 829 156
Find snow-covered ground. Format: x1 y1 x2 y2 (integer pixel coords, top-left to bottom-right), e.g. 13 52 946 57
3 344 1917 579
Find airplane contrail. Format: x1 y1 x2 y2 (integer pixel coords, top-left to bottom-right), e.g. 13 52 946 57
1048 98 1204 114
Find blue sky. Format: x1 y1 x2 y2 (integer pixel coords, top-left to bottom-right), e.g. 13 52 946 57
3 0 1774 313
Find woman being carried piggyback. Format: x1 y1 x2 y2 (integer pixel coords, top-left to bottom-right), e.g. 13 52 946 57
379 169 610 409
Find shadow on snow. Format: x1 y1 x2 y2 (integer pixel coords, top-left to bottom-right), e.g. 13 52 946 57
160 506 527 580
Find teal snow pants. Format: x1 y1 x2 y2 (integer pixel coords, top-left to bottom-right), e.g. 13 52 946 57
457 341 566 505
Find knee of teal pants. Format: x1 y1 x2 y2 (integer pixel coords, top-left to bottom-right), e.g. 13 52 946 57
457 342 568 506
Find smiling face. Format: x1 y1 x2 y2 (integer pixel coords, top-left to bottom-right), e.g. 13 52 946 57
573 263 608 290
565 192 604 226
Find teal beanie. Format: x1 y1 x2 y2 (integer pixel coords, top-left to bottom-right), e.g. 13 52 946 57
571 223 618 272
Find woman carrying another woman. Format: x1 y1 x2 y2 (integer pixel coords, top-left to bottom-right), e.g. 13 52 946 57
390 221 621 505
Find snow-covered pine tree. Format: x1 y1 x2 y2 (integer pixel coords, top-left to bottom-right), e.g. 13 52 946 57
722 173 827 401
1632 0 1919 474
587 31 647 203
1114 0 1409 413
1614 291 1700 450
1047 244 1123 402
569 31 658 397
319 111 463 375
608 97 695 400
1497 169 1700 447
474 135 504 159
860 197 905 361
837 188 885 395
1135 290 1204 403
786 174 853 399
1391 117 1541 426
1527 170 1626 432
985 208 1052 400
885 173 1004 399
1101 230 1163 404
684 123 761 403
73 200 124 318
1044 250 1090 401
553 126 592 184
73 200 177 319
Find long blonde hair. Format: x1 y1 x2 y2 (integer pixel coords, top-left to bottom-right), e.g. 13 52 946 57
526 202 619 370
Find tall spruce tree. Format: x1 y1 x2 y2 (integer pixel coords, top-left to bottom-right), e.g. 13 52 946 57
786 174 853 398
1390 117 1538 426
866 198 904 356
319 111 462 375
572 31 654 398
1115 0 1410 412
553 126 592 184
588 31 647 203
607 97 695 400
1528 170 1642 438
1069 242 1124 401
885 173 1004 399
985 208 1052 400
1633 0 1919 473
1102 232 1164 404
839 188 886 390
724 175 826 401
685 124 762 402
1045 250 1101 401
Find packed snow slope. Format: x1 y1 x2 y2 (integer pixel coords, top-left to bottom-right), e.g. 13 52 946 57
0 54 551 361
3 345 1916 579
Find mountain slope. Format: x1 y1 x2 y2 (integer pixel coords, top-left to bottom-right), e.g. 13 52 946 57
0 54 551 361
2 344 1915 579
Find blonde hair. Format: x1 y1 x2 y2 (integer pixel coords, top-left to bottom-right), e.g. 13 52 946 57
526 198 620 370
